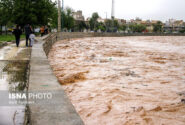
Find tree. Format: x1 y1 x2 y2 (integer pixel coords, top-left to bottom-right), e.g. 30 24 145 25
179 27 185 33
64 7 74 30
0 0 14 34
60 7 74 31
105 19 112 28
0 0 56 28
119 24 127 32
89 12 99 31
129 24 146 33
113 20 119 28
153 21 163 33
105 19 120 32
74 20 86 32
50 6 58 29
15 0 56 27
97 22 106 32
0 5 3 34
51 6 86 32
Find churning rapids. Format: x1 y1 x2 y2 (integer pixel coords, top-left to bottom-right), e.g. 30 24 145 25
48 36 185 125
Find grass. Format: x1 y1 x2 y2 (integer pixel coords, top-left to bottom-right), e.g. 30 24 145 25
0 34 25 42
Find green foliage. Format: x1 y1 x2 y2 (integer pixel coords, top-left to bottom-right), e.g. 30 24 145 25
105 19 112 27
119 24 127 31
113 20 119 28
50 6 58 28
129 24 146 33
105 19 119 28
105 19 120 32
89 12 99 30
62 7 74 30
0 34 25 42
153 21 163 33
97 22 106 32
179 27 185 33
74 20 87 32
0 0 56 27
0 0 13 26
51 7 86 32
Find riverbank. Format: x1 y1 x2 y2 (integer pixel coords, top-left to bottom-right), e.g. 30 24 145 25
0 35 25 42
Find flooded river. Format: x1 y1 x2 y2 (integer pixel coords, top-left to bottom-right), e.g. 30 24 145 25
49 36 185 125
0 42 31 125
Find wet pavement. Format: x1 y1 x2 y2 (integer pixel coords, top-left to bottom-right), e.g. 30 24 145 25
49 36 185 125
0 41 31 125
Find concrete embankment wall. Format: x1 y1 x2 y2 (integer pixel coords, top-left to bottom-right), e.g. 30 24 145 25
43 32 94 56
43 32 185 56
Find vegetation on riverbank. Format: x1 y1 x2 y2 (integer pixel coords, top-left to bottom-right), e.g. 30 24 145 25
0 35 25 42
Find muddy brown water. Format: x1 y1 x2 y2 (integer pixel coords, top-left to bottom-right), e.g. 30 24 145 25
49 36 185 125
0 42 31 125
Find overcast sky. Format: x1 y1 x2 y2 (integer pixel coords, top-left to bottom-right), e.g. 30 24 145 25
54 0 185 22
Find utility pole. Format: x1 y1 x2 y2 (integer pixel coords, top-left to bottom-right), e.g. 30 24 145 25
105 12 108 32
61 0 64 31
58 0 61 32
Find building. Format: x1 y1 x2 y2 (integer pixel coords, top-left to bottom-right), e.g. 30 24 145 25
116 19 126 25
97 17 106 23
164 19 184 32
126 19 162 33
140 20 153 32
72 10 85 21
